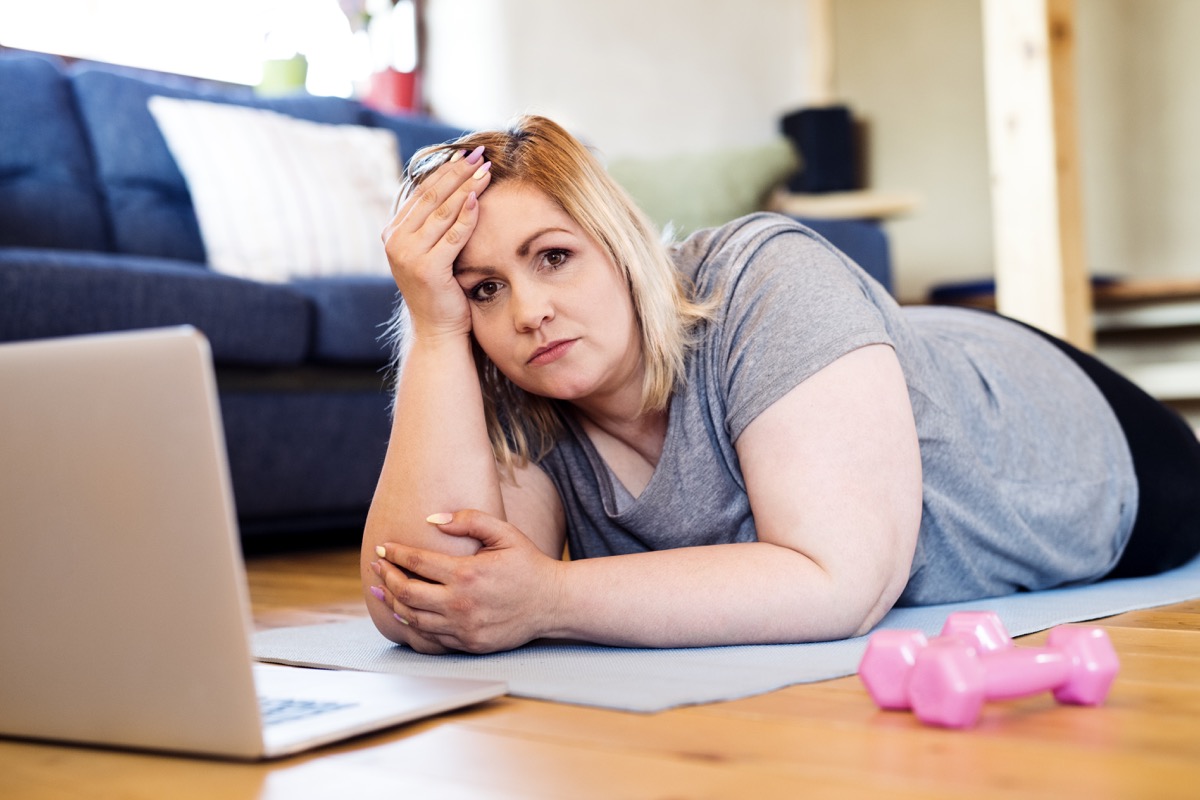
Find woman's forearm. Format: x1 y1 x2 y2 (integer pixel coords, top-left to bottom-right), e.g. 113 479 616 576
548 541 896 647
362 334 504 636
366 336 504 552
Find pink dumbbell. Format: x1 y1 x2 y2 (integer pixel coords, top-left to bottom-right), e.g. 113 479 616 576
858 611 1013 710
907 626 1119 728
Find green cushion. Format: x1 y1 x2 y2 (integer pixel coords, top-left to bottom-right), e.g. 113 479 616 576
608 138 799 235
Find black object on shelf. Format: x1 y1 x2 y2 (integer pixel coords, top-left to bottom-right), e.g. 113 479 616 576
780 105 860 194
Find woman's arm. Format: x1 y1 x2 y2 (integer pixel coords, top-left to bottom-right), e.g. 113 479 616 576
361 151 508 647
371 344 922 650
732 342 922 638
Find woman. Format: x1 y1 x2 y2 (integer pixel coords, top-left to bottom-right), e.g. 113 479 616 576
363 115 1200 655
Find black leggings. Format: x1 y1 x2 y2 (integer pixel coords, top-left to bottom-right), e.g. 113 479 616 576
1021 324 1200 578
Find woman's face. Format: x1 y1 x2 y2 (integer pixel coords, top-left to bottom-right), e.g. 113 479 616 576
454 182 644 411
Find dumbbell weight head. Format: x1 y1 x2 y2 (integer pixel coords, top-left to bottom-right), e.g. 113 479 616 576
859 629 930 709
906 638 989 728
859 611 1011 711
940 611 1012 652
1046 626 1120 705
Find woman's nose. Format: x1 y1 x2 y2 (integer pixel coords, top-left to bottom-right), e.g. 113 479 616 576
511 284 554 331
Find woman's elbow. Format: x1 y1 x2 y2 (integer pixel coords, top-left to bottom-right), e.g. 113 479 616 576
846 549 914 638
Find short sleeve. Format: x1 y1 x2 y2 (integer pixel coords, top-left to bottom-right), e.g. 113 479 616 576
698 222 894 441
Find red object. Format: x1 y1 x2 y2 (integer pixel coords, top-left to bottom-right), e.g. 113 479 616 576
365 68 420 114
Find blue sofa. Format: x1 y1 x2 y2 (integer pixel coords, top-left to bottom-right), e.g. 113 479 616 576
0 52 467 537
0 51 892 540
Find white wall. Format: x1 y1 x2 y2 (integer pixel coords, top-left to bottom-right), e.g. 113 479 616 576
1092 1 1200 282
423 0 821 160
832 0 992 302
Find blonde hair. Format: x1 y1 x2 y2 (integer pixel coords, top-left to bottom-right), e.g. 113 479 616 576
388 115 714 470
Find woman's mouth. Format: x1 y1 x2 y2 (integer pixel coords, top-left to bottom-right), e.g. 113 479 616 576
528 339 576 366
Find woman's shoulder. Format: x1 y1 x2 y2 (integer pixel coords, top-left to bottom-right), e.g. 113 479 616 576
672 212 806 263
670 213 823 288
672 212 867 305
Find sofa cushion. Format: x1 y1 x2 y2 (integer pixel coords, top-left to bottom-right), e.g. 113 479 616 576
0 54 110 252
69 66 365 263
607 138 799 236
147 96 400 282
289 277 400 365
359 109 466 167
0 249 312 366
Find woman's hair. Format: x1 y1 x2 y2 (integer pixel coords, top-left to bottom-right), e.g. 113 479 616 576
387 115 714 471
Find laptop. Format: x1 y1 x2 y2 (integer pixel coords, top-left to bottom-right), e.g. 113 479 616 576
0 326 506 760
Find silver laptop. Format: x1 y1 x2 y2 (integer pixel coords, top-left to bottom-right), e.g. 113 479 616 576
0 326 505 760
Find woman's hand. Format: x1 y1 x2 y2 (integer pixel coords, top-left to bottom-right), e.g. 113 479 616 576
367 509 565 654
382 146 493 341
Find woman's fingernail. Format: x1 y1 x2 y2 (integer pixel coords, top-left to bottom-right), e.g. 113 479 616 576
426 512 453 525
394 613 410 626
465 145 485 165
369 585 386 602
369 560 381 576
473 161 492 180
466 190 478 210
375 545 387 558
449 149 465 163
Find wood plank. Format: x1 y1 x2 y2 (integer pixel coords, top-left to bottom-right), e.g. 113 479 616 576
1096 276 1200 305
807 0 836 104
981 0 1094 349
766 187 921 220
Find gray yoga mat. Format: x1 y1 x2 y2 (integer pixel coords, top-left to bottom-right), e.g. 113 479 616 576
253 553 1200 712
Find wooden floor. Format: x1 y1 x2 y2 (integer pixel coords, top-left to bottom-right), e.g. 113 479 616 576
3 544 1199 799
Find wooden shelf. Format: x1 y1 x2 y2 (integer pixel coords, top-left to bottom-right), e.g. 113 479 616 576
765 188 920 220
930 276 1200 330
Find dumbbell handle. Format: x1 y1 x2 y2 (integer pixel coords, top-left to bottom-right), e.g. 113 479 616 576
971 647 1071 700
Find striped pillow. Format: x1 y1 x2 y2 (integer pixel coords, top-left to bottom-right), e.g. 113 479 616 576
148 96 400 282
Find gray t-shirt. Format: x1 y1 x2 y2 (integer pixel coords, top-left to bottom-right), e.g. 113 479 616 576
536 214 1137 605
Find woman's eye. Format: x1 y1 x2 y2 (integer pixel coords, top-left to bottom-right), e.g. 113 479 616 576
469 280 502 303
544 249 568 268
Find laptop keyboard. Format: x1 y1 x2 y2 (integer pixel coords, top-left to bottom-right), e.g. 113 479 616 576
259 696 357 726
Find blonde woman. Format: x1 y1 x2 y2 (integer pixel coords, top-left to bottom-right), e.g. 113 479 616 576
363 116 1200 654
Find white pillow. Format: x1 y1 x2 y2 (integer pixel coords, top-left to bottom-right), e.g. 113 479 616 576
148 95 400 282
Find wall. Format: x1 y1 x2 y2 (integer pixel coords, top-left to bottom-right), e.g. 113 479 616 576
420 1 1200 304
422 0 821 160
832 0 992 302
834 0 1200 303
1093 1 1200 283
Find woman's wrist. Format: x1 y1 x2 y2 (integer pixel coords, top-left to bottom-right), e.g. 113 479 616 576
402 320 474 353
539 559 574 641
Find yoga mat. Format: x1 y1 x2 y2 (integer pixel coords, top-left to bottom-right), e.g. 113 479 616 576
253 553 1200 713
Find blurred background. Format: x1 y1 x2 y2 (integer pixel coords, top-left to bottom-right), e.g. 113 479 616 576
2 0 1196 306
